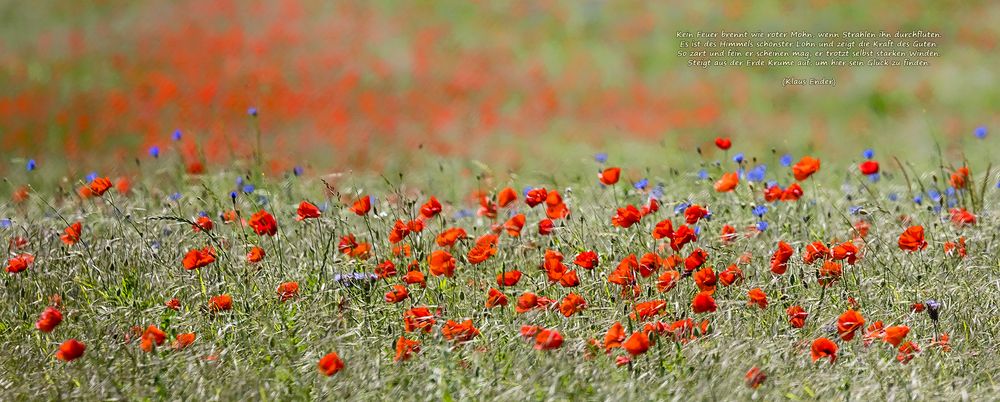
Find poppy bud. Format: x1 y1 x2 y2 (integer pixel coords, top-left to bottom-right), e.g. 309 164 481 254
925 299 941 321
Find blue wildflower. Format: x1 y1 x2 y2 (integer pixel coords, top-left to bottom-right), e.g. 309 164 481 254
945 187 955 197
694 226 701 236
293 166 303 176
733 152 745 164
927 189 941 202
888 192 898 201
674 202 690 215
752 205 768 217
242 184 255 194
849 206 862 215
248 107 258 117
651 183 665 199
522 186 533 197
229 191 238 201
594 153 608 164
974 126 987 139
26 159 36 171
862 148 874 159
867 173 880 183
698 169 709 180
0 219 10 229
236 176 244 186
913 195 922 205
85 172 98 182
780 154 793 167
170 192 182 201
454 209 474 219
747 165 766 182
149 146 160 158
172 129 182 141
757 221 769 231
198 211 209 217
634 178 649 191
320 202 330 212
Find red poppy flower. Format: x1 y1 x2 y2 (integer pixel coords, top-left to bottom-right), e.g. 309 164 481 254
221 210 238 224
803 241 829 264
651 219 674 240
599 167 621 185
684 248 709 272
516 292 554 313
497 187 518 208
559 270 580 287
745 367 766 389
56 339 86 361
604 322 626 351
786 305 807 328
351 195 372 216
943 237 967 258
441 319 480 343
192 216 213 232
140 325 167 352
248 210 278 236
691 292 717 313
714 172 739 192
544 190 570 219
420 196 442 218
810 338 837 363
435 227 468 247
525 188 547 208
559 293 587 317
693 267 717 294
640 198 659 216
858 160 879 175
949 208 976 226
403 307 436 333
538 218 555 235
623 332 650 356
949 167 969 189
670 225 697 251
792 156 821 181
467 234 498 264
898 225 927 251
504 214 526 237
247 246 265 263
497 270 522 286
277 282 300 302
534 329 564 350
402 270 426 288
897 341 919 364
428 250 457 277
831 241 860 265
714 137 732 150
35 306 63 333
631 300 667 320
89 177 113 196
208 294 233 312
394 337 420 362
764 184 783 202
607 255 638 286
573 250 599 269
165 298 181 311
715 265 741 287
720 225 737 244
837 309 865 341
883 325 909 347
318 352 344 375
485 288 508 308
296 201 321 221
781 183 804 201
633 253 659 278
747 288 767 309
6 253 35 273
611 205 641 228
173 333 196 350
182 247 216 270
519 325 540 339
61 222 82 246
684 204 708 224
818 260 843 287
388 220 410 244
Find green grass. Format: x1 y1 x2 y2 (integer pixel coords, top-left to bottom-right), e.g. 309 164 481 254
1 152 998 401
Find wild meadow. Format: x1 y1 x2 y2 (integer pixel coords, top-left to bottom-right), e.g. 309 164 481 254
1 1 999 401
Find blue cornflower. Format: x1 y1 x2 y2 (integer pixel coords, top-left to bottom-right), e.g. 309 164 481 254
0 219 10 229
522 186 533 196
454 209 474 219
747 165 767 182
170 192 182 201
594 153 608 164
86 172 98 182
293 166 303 176
888 192 898 201
849 206 862 215
945 187 956 197
236 176 244 186
149 146 160 158
757 221 769 231
780 154 793 167
650 183 665 199
26 159 36 171
946 198 956 208
694 226 701 236
229 191 238 201
172 129 182 141
698 169 709 180
320 202 330 212
913 195 923 205
868 173 880 183
242 184 255 194
996 180 1000 189
198 211 208 217
634 178 649 191
733 152 745 164
752 205 768 217
928 189 941 202
974 126 987 139
674 202 690 215
248 107 258 117
862 148 874 159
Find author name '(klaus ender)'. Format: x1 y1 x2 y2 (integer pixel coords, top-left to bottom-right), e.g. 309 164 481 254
783 77 836 87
